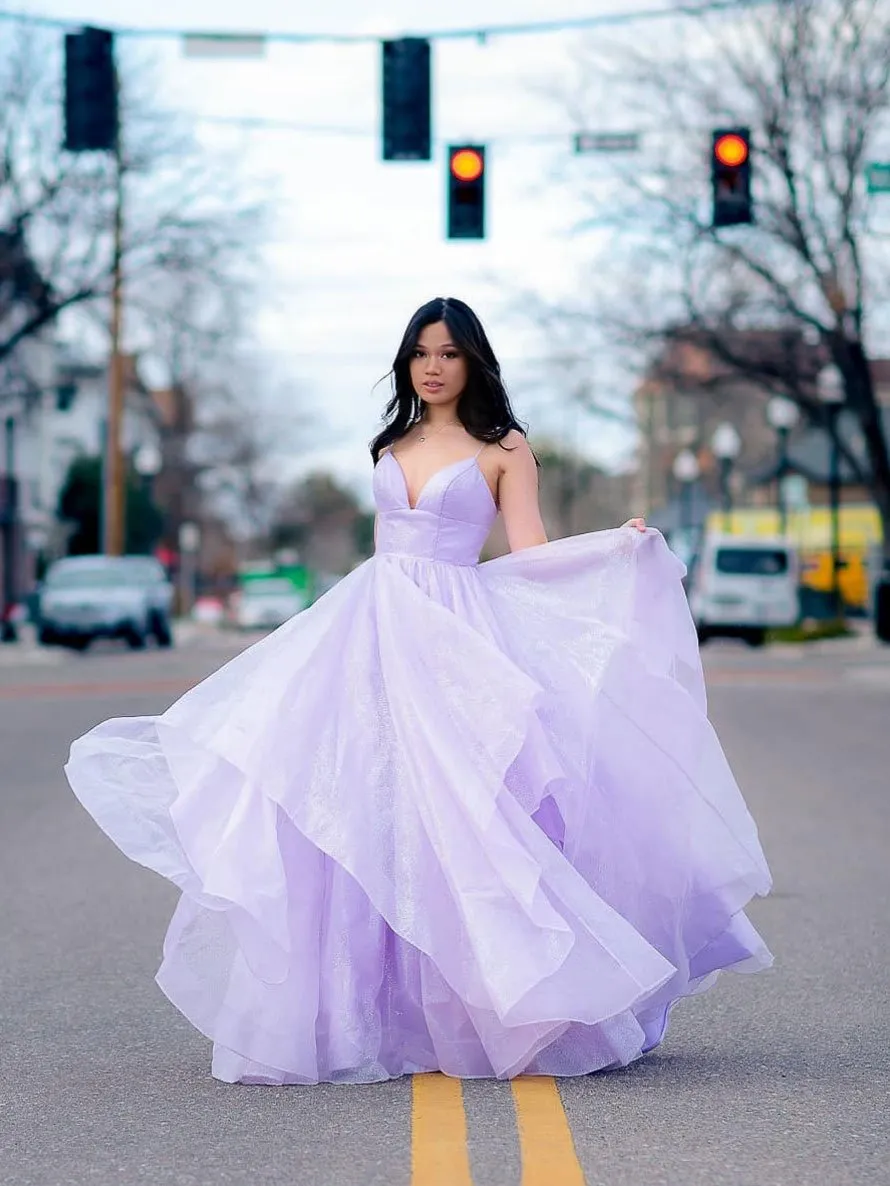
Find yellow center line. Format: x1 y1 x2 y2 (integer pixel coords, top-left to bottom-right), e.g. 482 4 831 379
511 1076 586 1186
411 1073 473 1186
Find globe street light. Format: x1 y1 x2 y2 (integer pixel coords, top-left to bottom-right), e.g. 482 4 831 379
134 442 163 478
711 422 742 533
817 364 845 620
178 520 201 619
672 447 701 534
766 396 800 535
133 443 163 561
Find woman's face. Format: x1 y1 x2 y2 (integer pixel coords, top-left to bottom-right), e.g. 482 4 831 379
409 321 468 410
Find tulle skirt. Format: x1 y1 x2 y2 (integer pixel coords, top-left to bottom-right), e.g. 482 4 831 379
65 528 772 1084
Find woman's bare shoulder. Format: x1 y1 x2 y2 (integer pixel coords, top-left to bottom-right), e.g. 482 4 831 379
496 429 534 466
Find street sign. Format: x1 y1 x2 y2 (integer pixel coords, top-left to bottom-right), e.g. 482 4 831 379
866 162 890 193
182 34 267 58
573 131 641 154
179 522 201 552
781 474 810 511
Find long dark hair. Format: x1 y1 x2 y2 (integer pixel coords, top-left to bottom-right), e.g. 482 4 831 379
369 297 532 464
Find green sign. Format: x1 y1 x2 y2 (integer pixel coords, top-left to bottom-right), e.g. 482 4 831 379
239 561 315 602
866 163 890 193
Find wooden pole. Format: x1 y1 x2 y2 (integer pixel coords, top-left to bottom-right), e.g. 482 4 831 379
103 97 125 556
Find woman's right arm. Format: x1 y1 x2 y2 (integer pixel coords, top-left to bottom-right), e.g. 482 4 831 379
373 446 392 549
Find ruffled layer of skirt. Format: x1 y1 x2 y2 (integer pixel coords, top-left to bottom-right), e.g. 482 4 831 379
65 528 771 1084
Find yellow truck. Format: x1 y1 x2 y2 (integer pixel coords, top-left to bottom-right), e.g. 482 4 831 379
703 505 882 613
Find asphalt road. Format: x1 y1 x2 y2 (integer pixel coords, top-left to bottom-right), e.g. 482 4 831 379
2 629 889 1186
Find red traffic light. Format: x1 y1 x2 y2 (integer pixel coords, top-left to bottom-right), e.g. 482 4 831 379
711 128 753 227
450 148 484 183
714 133 749 168
447 144 486 239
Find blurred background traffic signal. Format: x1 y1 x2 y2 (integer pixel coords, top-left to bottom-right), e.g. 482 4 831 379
711 128 753 227
447 146 486 240
381 38 431 162
64 27 118 153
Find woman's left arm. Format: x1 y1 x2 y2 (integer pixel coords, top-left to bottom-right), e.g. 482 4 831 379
498 432 549 553
498 431 646 548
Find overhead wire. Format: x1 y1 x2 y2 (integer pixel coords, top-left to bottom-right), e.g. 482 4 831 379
0 1 780 42
0 2 784 148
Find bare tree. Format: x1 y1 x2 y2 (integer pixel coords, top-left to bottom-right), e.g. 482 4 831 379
0 25 268 386
0 22 291 567
142 346 312 550
546 0 890 564
530 438 631 537
269 472 368 574
196 392 306 544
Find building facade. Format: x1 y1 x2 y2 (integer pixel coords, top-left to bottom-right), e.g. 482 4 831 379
633 330 890 526
0 336 161 600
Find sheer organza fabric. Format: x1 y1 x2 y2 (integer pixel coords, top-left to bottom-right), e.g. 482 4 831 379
65 449 771 1084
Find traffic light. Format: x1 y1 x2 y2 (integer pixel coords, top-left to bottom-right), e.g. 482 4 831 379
447 146 486 240
382 39 431 161
64 27 118 153
711 128 753 227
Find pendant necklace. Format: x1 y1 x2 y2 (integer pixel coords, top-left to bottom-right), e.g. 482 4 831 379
418 419 460 444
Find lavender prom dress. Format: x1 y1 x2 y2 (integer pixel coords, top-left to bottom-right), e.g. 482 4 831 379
65 443 772 1084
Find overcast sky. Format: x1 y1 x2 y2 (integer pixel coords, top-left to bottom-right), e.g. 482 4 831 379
23 0 679 501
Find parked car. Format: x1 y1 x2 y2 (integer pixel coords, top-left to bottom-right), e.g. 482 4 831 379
689 534 800 646
37 555 174 650
230 577 308 631
191 596 226 626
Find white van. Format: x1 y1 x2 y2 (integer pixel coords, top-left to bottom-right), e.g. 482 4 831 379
688 534 799 646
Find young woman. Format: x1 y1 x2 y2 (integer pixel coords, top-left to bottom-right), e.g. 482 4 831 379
65 296 772 1086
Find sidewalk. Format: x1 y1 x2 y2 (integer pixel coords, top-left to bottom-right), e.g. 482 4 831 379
0 619 235 667
0 626 66 667
768 619 890 660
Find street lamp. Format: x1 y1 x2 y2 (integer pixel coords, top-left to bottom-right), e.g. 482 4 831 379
766 396 800 535
178 520 201 619
711 422 742 533
817 364 845 620
672 447 701 534
134 442 163 479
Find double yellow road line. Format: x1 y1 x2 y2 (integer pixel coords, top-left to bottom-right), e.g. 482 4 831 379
411 1073 585 1185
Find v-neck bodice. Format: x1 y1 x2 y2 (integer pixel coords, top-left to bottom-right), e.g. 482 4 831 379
373 448 498 566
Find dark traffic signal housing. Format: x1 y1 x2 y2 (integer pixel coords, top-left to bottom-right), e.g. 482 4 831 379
382 38 432 161
711 128 753 228
64 27 118 153
447 146 486 240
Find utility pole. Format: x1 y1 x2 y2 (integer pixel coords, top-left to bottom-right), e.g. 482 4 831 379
104 131 126 556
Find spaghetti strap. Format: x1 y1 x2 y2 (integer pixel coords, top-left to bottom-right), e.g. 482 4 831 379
473 441 487 459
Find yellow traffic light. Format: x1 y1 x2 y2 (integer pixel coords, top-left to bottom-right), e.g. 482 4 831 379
450 148 484 183
447 145 486 239
714 133 749 168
